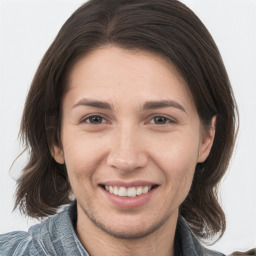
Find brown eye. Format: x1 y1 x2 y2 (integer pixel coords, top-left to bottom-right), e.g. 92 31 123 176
154 116 167 124
153 116 170 125
150 116 176 125
89 116 103 124
82 115 106 124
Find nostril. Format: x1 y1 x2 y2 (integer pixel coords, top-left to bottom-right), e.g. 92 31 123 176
107 157 148 173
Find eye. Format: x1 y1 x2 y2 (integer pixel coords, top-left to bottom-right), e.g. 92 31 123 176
81 115 107 124
150 116 175 125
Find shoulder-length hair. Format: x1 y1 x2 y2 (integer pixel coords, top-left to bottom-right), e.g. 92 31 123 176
15 0 238 241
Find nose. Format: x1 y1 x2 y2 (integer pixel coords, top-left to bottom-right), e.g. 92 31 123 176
106 125 148 173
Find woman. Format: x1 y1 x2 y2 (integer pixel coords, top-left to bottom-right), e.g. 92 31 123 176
0 0 243 255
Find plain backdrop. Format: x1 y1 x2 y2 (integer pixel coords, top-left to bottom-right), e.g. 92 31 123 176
0 0 255 254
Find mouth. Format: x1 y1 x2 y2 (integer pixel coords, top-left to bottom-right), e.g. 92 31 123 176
100 184 158 198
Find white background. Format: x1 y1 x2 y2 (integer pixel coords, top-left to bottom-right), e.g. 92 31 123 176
0 0 255 254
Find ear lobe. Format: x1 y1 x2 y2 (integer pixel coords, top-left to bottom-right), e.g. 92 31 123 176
197 116 216 163
50 144 65 164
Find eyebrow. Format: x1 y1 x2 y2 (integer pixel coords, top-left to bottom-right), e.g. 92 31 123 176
142 100 186 113
72 98 186 113
72 98 113 110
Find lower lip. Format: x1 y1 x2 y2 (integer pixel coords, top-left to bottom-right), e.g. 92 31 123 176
100 186 157 209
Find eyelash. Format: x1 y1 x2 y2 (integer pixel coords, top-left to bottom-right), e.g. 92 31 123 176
149 115 176 125
80 114 176 125
80 114 108 125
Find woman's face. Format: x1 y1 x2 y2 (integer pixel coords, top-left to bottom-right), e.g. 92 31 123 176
52 46 215 239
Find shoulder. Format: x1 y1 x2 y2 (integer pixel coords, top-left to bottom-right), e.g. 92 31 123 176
0 230 38 256
0 205 72 256
0 217 55 256
176 216 226 256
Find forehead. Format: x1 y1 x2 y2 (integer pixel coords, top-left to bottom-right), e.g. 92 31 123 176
64 46 196 112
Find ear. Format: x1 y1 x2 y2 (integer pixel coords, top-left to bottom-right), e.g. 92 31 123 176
197 116 216 163
50 144 65 164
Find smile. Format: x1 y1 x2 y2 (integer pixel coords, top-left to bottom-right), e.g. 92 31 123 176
100 182 159 208
104 185 155 197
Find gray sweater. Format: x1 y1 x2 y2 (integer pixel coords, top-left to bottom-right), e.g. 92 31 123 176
0 203 225 256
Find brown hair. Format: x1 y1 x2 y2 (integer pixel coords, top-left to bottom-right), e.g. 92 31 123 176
15 0 238 241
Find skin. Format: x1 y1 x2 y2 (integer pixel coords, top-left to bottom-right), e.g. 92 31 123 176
52 46 216 256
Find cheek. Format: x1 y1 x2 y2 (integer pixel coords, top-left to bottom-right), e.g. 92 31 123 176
149 132 200 172
148 133 199 198
62 131 108 184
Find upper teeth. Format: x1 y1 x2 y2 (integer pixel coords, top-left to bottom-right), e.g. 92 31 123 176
105 185 152 197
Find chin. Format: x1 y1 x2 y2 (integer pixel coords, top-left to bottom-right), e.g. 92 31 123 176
94 221 164 240
86 210 171 240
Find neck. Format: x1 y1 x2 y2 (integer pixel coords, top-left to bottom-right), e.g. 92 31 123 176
76 207 178 256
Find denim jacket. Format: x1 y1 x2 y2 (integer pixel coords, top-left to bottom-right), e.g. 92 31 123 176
0 203 225 256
